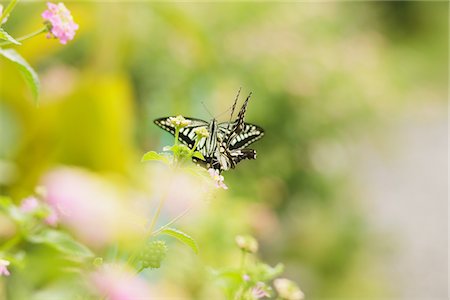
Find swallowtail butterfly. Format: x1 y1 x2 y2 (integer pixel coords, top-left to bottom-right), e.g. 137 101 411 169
154 91 264 172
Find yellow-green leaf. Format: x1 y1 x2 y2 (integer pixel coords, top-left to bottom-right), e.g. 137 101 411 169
0 48 39 101
161 227 198 254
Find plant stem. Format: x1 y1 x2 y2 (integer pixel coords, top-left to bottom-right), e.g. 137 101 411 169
151 204 194 236
188 138 200 157
0 0 18 25
0 26 47 47
174 128 180 146
147 186 169 235
240 250 247 271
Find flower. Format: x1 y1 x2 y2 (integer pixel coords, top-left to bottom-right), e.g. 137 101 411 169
19 196 59 226
44 207 59 227
91 264 154 300
194 127 209 138
235 235 258 253
19 196 39 213
0 259 10 276
208 168 228 190
274 278 304 300
252 282 271 299
168 115 191 128
42 2 78 44
42 167 146 248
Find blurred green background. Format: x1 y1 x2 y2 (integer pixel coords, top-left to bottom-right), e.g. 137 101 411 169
0 2 447 299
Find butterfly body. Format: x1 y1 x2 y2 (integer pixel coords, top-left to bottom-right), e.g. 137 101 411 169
154 92 264 172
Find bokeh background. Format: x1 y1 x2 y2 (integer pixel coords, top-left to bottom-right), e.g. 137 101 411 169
0 1 447 299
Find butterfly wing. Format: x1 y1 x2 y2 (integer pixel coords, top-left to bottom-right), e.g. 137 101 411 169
218 122 264 150
154 117 208 149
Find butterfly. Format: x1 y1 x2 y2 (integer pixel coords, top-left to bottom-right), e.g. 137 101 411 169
154 90 264 172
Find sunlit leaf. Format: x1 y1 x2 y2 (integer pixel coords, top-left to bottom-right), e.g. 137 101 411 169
161 227 198 254
141 151 170 164
0 48 39 101
192 151 205 160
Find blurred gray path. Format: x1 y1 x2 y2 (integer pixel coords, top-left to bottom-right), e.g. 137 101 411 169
351 105 448 299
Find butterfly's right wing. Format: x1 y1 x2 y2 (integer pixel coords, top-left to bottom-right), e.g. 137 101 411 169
218 122 264 150
154 117 208 149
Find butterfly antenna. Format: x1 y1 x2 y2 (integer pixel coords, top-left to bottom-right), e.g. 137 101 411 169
201 101 214 118
227 88 241 130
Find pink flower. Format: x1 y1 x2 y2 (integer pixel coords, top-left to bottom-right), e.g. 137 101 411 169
252 282 270 299
42 167 146 248
91 264 154 300
208 168 228 190
0 259 10 276
44 207 59 227
19 196 59 226
19 197 39 213
42 2 78 44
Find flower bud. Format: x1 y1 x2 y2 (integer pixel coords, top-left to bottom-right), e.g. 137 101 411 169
168 115 191 128
274 278 304 300
194 127 209 138
235 235 258 253
138 240 168 269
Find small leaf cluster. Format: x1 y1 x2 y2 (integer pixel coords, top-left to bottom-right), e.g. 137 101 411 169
214 235 303 300
0 196 93 269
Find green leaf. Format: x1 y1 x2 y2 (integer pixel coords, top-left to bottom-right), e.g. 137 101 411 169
161 227 199 254
0 48 40 101
141 151 170 164
192 151 205 160
0 196 26 224
28 229 94 258
0 28 20 45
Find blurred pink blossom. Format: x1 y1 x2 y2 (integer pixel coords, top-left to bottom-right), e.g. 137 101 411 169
148 164 212 219
208 168 228 190
91 264 154 300
0 259 10 276
44 208 59 227
42 2 78 44
252 282 270 299
19 197 39 213
42 167 146 248
19 196 59 226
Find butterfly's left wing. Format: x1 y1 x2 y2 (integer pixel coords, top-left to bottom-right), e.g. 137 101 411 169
154 117 208 149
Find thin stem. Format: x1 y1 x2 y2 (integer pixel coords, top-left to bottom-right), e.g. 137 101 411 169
0 26 47 47
127 171 173 268
147 186 169 235
188 138 200 157
151 204 194 236
0 0 18 25
174 128 180 146
240 250 247 271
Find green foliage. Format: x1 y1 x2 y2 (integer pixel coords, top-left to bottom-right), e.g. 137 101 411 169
0 28 20 45
161 227 199 254
0 48 39 101
141 151 171 164
27 229 94 258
